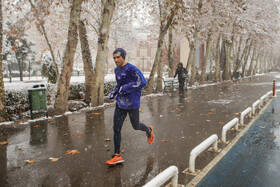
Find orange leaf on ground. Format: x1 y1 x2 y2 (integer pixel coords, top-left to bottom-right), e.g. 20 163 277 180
49 157 60 162
92 113 100 115
161 139 168 142
206 120 211 122
0 141 9 145
121 149 125 153
71 118 75 121
105 138 111 142
218 122 224 125
234 112 241 116
33 125 40 128
25 160 34 164
176 108 181 111
66 150 80 155
259 126 266 129
270 136 276 139
76 136 82 139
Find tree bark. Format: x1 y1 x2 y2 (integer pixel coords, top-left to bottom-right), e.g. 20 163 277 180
167 26 174 78
156 49 163 92
78 20 94 104
54 0 81 115
214 33 221 82
91 0 116 106
0 0 6 122
253 53 260 75
146 12 174 94
241 40 253 77
200 31 212 84
247 45 257 76
188 42 196 86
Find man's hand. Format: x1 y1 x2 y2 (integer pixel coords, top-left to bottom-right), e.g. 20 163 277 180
108 92 116 100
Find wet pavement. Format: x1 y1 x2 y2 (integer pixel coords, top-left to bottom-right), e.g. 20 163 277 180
197 98 280 187
0 73 279 186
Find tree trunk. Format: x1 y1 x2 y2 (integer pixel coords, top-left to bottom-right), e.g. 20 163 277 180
241 40 253 77
91 0 115 106
247 45 257 76
28 0 59 82
78 20 94 104
0 0 6 122
200 31 212 84
146 12 174 94
188 43 196 86
18 60 23 81
156 49 163 92
253 53 260 75
54 0 81 115
233 37 250 78
167 26 174 78
214 34 221 82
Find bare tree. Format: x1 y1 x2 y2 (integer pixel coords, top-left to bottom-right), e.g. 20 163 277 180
54 0 82 115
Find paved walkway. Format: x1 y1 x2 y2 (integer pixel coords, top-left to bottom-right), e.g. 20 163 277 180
196 98 280 187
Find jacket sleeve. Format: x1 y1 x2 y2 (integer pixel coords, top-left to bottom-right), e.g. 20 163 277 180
174 69 178 78
119 69 147 95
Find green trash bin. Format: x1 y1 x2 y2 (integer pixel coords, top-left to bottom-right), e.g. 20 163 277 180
28 84 48 119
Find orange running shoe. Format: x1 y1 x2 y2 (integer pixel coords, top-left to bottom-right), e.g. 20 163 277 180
105 154 125 165
147 126 154 144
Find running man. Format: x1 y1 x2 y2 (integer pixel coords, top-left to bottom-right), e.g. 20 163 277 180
106 48 154 166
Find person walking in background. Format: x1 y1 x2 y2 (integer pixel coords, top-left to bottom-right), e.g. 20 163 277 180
174 62 188 93
106 48 154 166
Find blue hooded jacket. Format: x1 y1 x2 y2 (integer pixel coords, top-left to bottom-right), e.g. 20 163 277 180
110 63 147 110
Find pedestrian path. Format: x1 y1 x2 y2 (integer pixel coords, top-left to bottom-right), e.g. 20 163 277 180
196 98 280 186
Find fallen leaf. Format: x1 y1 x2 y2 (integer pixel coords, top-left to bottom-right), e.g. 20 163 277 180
64 133 68 136
181 136 185 139
259 126 266 129
48 120 52 123
33 125 40 128
209 112 213 115
71 118 75 121
206 120 211 122
106 148 110 151
92 113 100 115
176 108 181 111
234 112 241 116
270 136 276 139
0 141 9 145
66 150 80 155
25 160 34 164
105 138 111 142
139 108 142 112
161 139 168 142
16 146 22 150
176 114 183 117
76 136 82 139
218 122 224 125
48 157 60 162
120 149 125 153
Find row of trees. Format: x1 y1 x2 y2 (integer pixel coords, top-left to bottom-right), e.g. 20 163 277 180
0 0 279 121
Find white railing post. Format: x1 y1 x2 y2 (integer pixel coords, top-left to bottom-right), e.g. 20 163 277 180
221 118 239 143
240 107 252 125
260 95 267 106
143 166 178 187
252 100 260 115
185 134 219 175
267 91 273 99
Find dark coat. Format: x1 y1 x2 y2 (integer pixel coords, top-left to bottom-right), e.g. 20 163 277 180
174 63 188 80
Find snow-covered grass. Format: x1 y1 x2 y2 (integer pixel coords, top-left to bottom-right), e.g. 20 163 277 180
4 73 151 91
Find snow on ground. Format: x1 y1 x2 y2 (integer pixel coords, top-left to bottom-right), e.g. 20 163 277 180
4 73 151 91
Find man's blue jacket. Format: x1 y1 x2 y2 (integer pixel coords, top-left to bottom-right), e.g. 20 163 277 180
110 63 147 110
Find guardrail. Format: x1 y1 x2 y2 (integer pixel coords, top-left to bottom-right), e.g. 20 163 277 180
240 107 252 125
252 100 261 115
267 91 273 98
260 95 267 106
276 89 280 97
143 166 178 187
221 118 239 144
184 134 219 175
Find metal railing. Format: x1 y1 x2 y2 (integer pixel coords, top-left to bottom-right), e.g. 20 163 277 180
240 107 252 125
143 166 178 187
221 118 239 144
252 100 261 115
186 134 219 174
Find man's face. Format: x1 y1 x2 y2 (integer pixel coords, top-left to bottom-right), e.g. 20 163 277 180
113 53 125 67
